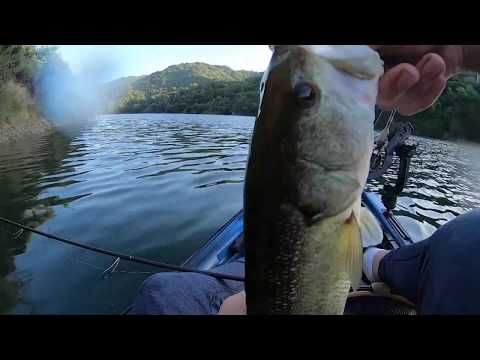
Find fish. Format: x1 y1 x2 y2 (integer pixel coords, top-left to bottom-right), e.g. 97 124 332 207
244 45 384 314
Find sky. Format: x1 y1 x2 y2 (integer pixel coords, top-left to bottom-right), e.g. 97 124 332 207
55 45 272 81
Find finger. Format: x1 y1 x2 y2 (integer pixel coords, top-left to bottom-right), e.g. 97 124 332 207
395 75 447 116
371 45 438 68
377 63 420 110
391 54 447 115
373 45 436 57
416 53 447 81
376 53 447 114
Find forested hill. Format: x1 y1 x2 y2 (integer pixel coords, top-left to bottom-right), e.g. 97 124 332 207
1 44 113 141
133 62 258 91
102 62 262 116
105 63 480 143
4 47 480 143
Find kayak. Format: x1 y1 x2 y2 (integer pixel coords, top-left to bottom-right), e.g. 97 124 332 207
124 116 418 314
183 192 413 271
183 120 418 274
182 191 417 315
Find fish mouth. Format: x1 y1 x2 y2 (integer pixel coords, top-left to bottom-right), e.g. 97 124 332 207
291 158 362 223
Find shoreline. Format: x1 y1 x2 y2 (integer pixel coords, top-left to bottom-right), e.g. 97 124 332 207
0 116 52 145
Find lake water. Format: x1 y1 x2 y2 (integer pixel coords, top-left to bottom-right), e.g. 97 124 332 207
1 113 480 314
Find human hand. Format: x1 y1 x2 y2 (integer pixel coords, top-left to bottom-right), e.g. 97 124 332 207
370 45 464 116
217 290 246 315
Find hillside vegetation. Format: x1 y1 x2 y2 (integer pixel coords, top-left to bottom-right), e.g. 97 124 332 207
103 62 262 116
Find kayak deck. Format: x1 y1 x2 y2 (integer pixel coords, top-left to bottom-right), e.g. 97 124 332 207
182 210 244 270
123 192 416 314
184 192 412 272
181 192 417 315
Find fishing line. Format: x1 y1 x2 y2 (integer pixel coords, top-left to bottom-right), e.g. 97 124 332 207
0 224 24 239
375 109 397 148
67 254 154 277
0 216 245 282
374 110 384 127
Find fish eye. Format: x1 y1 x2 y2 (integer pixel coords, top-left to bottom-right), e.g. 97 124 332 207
293 82 317 108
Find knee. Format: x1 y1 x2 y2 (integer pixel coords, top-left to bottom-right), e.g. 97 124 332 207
131 273 177 310
140 273 173 295
139 272 207 296
452 209 480 226
454 209 480 227
436 209 480 240
428 209 480 258
131 272 204 315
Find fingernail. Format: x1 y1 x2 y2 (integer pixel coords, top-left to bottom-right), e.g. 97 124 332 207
421 57 441 80
396 70 415 92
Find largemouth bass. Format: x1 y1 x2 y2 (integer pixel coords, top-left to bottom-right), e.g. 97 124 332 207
244 45 384 314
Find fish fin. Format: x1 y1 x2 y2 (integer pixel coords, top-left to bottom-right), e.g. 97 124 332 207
359 207 383 248
341 213 363 291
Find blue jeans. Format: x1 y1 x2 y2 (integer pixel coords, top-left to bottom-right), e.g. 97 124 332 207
131 210 480 315
380 209 480 314
130 259 244 315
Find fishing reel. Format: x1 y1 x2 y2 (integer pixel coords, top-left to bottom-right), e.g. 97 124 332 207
381 141 417 211
368 111 417 212
368 122 416 181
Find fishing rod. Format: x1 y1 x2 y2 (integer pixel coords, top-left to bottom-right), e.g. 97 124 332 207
0 216 245 282
1 111 409 286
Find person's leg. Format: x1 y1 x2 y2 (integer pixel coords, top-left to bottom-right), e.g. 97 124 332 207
130 259 245 315
375 239 430 304
379 209 480 314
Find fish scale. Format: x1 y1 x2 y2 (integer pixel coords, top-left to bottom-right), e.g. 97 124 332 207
245 45 383 314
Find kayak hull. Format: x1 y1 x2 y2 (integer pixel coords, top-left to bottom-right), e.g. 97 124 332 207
184 192 413 271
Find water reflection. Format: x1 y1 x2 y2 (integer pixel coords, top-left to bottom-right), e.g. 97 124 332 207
0 128 84 313
0 114 253 314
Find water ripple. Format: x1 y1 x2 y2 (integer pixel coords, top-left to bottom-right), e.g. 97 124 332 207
1 114 480 314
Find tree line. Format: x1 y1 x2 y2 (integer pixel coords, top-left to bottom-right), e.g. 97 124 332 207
115 74 261 116
3 46 480 144
116 69 480 143
0 45 73 125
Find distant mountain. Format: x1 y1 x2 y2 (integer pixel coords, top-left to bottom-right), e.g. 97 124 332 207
133 62 259 93
103 75 143 96
102 62 263 116
101 63 480 142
